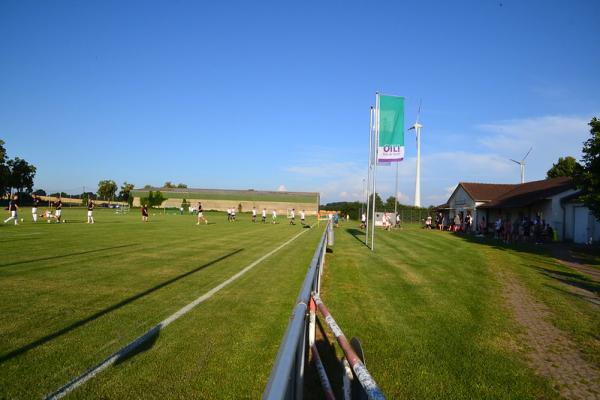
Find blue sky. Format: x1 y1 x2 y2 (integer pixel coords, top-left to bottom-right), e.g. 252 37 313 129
1 0 598 205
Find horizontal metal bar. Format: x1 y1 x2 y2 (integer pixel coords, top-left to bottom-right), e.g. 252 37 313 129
312 292 385 400
311 344 336 400
263 223 330 400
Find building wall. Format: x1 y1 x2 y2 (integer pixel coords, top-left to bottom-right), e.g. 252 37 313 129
447 185 477 230
132 196 318 215
564 203 600 243
480 189 579 240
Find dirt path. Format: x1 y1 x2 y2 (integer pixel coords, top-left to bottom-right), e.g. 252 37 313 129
496 266 600 399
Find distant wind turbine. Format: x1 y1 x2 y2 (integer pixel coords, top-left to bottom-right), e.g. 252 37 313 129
510 147 532 184
408 100 423 207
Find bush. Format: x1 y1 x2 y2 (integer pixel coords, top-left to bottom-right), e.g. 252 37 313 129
140 191 166 207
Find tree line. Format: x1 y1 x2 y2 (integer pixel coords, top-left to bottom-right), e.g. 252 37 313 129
0 139 36 197
321 194 433 220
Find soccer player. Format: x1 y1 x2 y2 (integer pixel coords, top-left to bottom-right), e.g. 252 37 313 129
252 207 257 223
87 199 95 224
231 207 236 222
142 204 149 222
361 212 366 229
289 208 295 225
54 198 63 223
300 210 306 226
227 207 232 222
32 194 39 222
3 194 19 225
196 202 208 225
261 208 267 223
271 209 277 224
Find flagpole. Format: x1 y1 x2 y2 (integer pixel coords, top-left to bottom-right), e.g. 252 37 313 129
394 160 399 225
371 93 380 251
365 106 373 246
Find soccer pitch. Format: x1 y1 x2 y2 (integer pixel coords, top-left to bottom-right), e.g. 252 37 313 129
0 208 321 399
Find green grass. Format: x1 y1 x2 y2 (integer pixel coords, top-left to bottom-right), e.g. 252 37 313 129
2 213 598 399
318 224 599 399
0 208 320 399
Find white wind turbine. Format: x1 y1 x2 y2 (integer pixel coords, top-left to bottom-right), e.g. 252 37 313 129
408 101 423 207
510 147 532 184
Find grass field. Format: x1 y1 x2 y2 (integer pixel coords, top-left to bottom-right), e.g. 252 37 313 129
317 224 599 399
2 211 598 399
0 208 320 399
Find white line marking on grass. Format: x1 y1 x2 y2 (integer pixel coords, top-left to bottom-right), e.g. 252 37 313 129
44 227 311 400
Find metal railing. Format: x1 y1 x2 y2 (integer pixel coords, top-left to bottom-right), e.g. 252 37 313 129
263 222 332 399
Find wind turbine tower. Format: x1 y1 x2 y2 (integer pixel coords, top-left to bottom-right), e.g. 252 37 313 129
510 147 532 184
408 101 423 207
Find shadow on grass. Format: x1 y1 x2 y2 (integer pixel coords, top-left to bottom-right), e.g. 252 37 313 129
346 228 369 248
0 237 41 244
114 325 161 365
0 248 243 364
534 266 600 295
543 283 600 307
452 232 600 291
0 243 140 269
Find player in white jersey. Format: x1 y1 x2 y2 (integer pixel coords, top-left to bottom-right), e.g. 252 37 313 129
271 209 277 224
231 207 236 221
31 194 39 222
361 212 366 229
261 208 267 223
289 208 295 225
252 207 257 222
300 210 306 226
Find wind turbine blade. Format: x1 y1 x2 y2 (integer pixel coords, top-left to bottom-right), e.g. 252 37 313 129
522 147 532 161
510 159 521 164
416 99 422 124
408 126 415 131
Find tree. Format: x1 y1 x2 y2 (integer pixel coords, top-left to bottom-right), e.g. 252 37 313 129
176 183 188 188
163 181 175 188
143 184 152 189
547 156 581 178
33 189 46 196
140 191 165 207
119 182 135 205
7 157 36 193
0 140 9 196
374 193 384 211
97 180 118 202
575 117 600 219
385 196 398 211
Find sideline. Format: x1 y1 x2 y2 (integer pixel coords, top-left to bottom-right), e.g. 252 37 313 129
45 226 312 399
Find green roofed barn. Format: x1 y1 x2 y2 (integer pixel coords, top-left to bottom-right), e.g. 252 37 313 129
131 187 320 214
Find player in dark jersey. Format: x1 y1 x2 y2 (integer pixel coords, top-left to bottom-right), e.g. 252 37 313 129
87 199 95 224
4 194 19 225
142 204 149 222
196 202 208 225
54 199 63 223
31 194 39 222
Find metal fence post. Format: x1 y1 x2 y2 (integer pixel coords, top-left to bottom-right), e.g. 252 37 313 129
327 221 334 247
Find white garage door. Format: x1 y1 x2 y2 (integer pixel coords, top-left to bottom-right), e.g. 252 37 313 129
573 207 589 244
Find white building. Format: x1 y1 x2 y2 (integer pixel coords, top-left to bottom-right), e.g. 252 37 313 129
442 177 600 243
